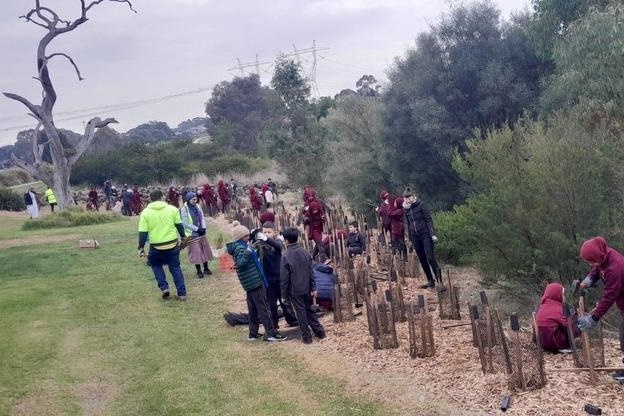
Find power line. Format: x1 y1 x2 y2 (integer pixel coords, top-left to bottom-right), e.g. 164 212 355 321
0 86 214 133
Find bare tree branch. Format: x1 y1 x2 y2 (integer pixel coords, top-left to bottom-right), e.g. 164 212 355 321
68 117 118 165
20 10 49 29
10 153 53 186
46 53 84 80
85 0 136 14
3 93 42 120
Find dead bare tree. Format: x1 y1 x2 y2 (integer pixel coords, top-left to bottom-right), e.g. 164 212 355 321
3 0 136 208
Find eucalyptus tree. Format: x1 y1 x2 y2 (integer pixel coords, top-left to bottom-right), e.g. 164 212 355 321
3 0 136 208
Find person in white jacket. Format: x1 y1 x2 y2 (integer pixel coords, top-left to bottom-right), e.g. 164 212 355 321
24 188 39 219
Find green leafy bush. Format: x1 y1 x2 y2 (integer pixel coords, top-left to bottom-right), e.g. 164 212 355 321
200 155 269 176
22 207 123 230
0 188 25 212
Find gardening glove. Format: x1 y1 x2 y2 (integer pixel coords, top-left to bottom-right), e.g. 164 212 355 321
580 275 594 289
197 228 206 236
577 314 597 331
432 235 438 243
256 232 268 241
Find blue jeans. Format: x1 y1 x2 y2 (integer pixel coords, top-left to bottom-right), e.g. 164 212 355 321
148 246 186 296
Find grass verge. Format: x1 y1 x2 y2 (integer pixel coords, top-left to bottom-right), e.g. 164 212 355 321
0 215 393 416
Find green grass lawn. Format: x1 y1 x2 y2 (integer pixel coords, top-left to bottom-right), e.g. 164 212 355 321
0 215 394 416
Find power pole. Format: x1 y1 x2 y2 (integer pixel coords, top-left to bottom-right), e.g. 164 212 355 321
227 57 272 77
227 42 329 94
283 41 329 97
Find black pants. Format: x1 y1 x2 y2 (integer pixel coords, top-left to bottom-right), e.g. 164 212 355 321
391 238 407 261
246 286 276 338
292 294 325 342
411 236 440 284
266 280 298 327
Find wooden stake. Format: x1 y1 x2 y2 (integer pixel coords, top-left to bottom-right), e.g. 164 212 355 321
510 313 526 390
579 295 597 385
532 312 546 387
549 367 624 373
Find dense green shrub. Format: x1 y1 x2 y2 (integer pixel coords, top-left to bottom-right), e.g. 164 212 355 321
200 155 269 176
0 188 25 211
442 113 624 296
21 207 123 230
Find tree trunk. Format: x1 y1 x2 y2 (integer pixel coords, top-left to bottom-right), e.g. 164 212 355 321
2 1 134 210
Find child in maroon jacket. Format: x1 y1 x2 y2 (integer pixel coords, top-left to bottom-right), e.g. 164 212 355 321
388 197 407 261
578 237 624 372
535 283 580 352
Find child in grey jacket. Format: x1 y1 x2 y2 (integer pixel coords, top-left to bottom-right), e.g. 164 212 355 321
281 227 326 344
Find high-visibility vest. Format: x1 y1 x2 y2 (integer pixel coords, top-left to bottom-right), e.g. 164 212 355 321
45 188 57 204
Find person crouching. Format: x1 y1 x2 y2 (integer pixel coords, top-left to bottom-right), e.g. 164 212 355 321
535 282 580 352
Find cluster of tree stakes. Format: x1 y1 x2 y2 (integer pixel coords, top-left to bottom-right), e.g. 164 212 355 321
224 200 616 396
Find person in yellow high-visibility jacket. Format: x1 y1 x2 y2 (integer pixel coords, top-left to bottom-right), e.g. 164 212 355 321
44 187 57 213
138 189 189 300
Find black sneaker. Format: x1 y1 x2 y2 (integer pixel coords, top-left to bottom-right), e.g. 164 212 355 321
266 333 287 342
315 331 327 340
204 268 213 275
613 370 624 380
247 333 264 341
302 337 313 344
196 272 204 279
161 289 170 299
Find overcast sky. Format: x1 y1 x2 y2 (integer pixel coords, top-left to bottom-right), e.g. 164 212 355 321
0 0 530 147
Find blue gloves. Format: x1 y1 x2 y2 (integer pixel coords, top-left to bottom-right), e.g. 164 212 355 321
578 315 597 331
581 275 594 289
197 228 206 236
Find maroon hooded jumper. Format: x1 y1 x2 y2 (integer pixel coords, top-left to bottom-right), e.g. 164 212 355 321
388 197 405 242
304 199 325 242
249 187 262 212
217 180 230 205
580 236 624 321
377 191 393 234
536 283 579 352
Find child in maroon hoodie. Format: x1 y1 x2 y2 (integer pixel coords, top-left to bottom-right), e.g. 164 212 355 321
535 283 580 352
388 197 407 261
578 236 624 375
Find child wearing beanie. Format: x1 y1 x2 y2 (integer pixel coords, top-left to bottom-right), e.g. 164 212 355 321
226 221 286 342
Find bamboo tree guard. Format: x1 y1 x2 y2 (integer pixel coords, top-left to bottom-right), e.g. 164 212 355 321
506 313 546 392
369 289 399 349
332 267 355 323
438 269 461 320
531 312 547 387
468 295 514 376
407 251 420 279
407 300 436 358
469 305 488 373
365 275 377 336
